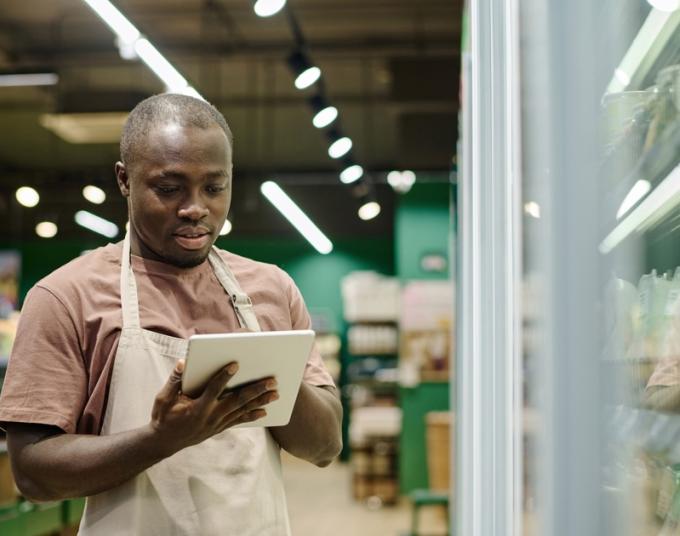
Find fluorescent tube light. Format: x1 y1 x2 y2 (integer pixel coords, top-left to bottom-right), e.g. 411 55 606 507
75 210 119 238
328 137 352 159
606 9 675 93
600 163 680 254
648 0 680 12
616 179 651 219
313 106 338 129
358 201 381 221
340 165 364 184
177 86 205 101
83 185 107 205
36 222 58 238
134 39 188 92
15 187 40 207
0 73 58 87
220 219 232 236
260 181 333 254
40 112 128 144
81 0 140 44
254 0 287 17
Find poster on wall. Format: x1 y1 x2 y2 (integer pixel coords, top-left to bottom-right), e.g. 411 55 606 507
0 251 20 318
0 251 20 363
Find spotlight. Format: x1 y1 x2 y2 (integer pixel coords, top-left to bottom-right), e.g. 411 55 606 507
36 221 58 238
288 51 321 90
387 170 416 193
340 164 364 184
308 95 338 129
358 200 381 221
83 185 107 204
220 219 233 236
254 0 287 17
15 186 40 207
328 135 352 159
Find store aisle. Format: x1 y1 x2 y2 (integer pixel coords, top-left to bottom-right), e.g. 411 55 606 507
281 452 448 536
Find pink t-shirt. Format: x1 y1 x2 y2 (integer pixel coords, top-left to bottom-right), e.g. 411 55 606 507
0 242 334 434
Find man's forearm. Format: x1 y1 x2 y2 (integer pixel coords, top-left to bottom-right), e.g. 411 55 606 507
7 423 174 502
269 383 343 466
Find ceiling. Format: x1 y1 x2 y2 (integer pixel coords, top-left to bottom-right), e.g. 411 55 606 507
0 0 461 243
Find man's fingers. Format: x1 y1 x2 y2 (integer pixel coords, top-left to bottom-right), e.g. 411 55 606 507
218 408 268 432
219 389 279 416
201 362 239 401
156 359 185 402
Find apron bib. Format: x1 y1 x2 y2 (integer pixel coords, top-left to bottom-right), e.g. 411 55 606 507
78 234 291 536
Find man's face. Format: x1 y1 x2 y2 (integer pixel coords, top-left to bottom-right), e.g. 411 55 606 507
116 123 232 268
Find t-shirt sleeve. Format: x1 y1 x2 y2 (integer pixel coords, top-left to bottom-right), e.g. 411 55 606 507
277 269 336 388
0 285 88 433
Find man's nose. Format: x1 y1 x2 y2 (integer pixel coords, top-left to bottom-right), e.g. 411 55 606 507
177 194 209 221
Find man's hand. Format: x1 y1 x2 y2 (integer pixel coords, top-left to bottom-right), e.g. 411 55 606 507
150 360 279 454
6 360 279 502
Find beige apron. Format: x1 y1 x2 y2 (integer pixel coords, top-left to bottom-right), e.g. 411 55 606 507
78 234 291 536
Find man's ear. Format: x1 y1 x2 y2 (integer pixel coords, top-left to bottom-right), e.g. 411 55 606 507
115 162 130 197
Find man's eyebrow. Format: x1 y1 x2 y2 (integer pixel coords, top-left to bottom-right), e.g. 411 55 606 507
151 170 228 180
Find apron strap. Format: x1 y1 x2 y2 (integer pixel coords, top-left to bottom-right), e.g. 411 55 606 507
208 249 261 332
120 232 141 329
120 234 258 332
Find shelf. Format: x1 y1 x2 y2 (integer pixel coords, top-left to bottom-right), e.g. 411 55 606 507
600 122 680 254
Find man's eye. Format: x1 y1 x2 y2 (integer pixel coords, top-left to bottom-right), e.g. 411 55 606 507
156 186 179 195
206 185 226 194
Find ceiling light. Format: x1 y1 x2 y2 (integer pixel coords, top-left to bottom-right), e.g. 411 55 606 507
0 73 58 87
254 0 287 17
387 170 416 193
83 185 107 205
35 221 58 238
648 0 680 12
523 201 541 219
15 187 40 208
340 164 364 184
616 180 651 219
220 219 232 236
288 52 321 90
176 86 205 101
81 0 140 45
295 67 321 90
328 137 352 159
40 112 128 144
134 38 188 92
75 210 119 238
260 181 333 254
358 201 381 221
313 106 338 129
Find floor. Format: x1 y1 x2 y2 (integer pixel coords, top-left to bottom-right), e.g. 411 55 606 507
281 452 449 536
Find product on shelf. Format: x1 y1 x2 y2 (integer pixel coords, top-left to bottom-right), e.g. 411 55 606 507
341 272 400 322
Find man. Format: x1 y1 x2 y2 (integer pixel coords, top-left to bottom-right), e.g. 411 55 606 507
0 93 343 535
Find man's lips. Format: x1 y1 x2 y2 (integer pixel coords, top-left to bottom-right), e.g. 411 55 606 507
173 227 212 250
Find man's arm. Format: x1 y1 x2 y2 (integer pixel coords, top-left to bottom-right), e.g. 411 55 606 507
7 360 278 502
269 383 342 467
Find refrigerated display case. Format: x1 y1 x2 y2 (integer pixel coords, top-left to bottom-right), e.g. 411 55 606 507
458 1 680 535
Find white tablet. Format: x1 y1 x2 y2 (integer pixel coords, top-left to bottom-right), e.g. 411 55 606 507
181 330 315 428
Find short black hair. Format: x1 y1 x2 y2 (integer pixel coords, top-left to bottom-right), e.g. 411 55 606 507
120 93 233 167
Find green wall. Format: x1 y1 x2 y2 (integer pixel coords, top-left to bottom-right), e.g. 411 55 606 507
394 181 454 493
218 237 394 332
396 182 452 280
